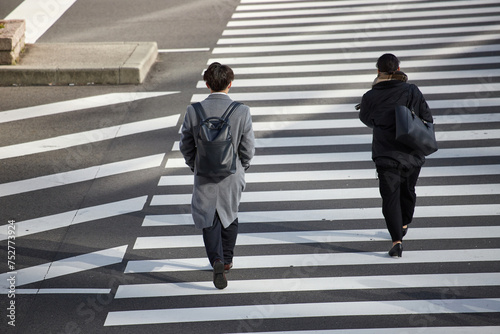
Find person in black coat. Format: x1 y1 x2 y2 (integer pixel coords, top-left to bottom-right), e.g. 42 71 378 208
359 53 433 257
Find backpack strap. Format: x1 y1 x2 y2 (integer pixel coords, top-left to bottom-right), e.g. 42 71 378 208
192 102 207 120
221 101 242 121
192 101 241 121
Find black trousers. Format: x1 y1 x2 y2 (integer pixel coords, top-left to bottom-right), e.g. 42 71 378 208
202 211 238 267
376 162 421 242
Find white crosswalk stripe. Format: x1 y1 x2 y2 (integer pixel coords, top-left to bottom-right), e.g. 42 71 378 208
219 25 500 45
214 35 500 53
104 0 500 331
150 184 500 206
124 249 500 273
0 92 178 124
139 204 500 227
115 272 500 298
0 245 128 292
197 69 500 87
230 58 500 74
104 298 500 326
233 328 500 334
229 3 500 25
0 114 179 159
165 147 500 168
0 91 179 296
158 164 500 186
0 154 164 197
0 196 148 241
132 227 500 249
193 84 500 102
235 0 499 14
224 17 500 36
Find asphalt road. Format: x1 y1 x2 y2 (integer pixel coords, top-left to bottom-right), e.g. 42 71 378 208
1 0 500 333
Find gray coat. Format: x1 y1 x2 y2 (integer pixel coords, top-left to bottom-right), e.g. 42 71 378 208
179 93 255 229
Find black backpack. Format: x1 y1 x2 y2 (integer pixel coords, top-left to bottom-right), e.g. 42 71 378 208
192 101 242 179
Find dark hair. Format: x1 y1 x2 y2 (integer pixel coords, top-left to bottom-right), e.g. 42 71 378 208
376 53 400 74
203 62 234 92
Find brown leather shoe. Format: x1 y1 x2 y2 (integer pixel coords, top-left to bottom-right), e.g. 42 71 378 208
213 260 227 289
224 263 233 271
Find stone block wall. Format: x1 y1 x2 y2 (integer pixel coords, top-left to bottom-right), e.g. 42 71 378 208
0 20 26 65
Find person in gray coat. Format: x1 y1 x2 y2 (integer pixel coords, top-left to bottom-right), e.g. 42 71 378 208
179 62 255 289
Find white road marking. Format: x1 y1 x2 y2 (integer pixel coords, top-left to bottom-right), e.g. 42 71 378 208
229 5 500 25
141 204 500 227
0 92 179 124
213 34 499 54
0 115 179 159
236 0 498 13
224 15 500 36
104 298 500 326
15 288 111 295
166 147 500 169
5 0 77 43
192 84 500 102
158 48 210 53
0 196 148 241
158 164 500 186
219 24 500 45
0 245 128 291
0 154 165 197
124 249 500 273
133 226 500 250
208 44 500 65
230 57 500 75
197 70 500 88
150 184 500 206
229 327 500 334
114 272 500 298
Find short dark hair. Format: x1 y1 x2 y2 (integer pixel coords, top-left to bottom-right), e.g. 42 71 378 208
376 53 400 74
203 62 234 92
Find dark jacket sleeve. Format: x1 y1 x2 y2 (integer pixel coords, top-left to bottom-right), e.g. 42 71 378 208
359 93 374 128
410 84 433 123
179 106 197 172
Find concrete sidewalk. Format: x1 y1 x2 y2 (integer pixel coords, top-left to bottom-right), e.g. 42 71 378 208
0 42 158 86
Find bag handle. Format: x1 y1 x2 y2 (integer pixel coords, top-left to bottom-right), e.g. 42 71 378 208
402 86 431 128
394 84 414 111
406 84 416 111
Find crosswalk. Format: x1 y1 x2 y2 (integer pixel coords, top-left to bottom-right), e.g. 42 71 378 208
103 0 500 332
1 0 499 332
0 92 180 296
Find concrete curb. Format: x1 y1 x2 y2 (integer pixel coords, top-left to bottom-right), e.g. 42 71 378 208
0 42 158 86
120 42 158 84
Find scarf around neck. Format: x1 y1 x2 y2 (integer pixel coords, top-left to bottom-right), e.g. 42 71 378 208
372 71 408 86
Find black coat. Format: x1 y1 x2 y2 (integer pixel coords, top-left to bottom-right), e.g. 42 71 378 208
359 80 433 168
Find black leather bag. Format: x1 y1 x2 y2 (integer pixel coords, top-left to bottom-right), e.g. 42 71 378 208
395 86 438 156
192 101 241 179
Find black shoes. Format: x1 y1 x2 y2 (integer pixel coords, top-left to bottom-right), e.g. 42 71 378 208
391 226 407 257
213 260 227 289
389 243 403 257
